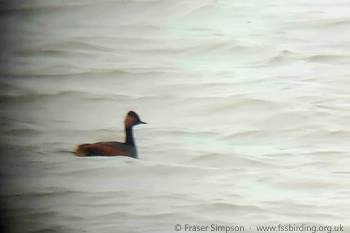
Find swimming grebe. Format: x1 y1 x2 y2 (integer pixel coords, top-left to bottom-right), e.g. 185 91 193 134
73 111 146 158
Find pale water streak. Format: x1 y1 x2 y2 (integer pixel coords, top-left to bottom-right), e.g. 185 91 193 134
1 0 350 232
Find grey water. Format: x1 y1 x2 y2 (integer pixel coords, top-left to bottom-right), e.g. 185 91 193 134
1 0 350 232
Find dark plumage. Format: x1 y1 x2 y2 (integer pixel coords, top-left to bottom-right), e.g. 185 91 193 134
73 111 146 158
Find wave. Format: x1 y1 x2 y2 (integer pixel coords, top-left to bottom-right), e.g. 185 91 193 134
1 128 43 138
221 129 261 140
198 95 282 113
192 202 264 214
304 54 349 64
265 49 301 66
1 186 77 198
187 152 273 169
0 64 176 79
263 49 350 67
1 0 102 13
305 17 350 28
0 85 132 102
299 128 350 141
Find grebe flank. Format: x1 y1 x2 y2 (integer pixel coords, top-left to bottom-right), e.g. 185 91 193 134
73 111 146 158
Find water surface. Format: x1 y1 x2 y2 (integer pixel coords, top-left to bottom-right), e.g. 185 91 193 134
1 0 350 232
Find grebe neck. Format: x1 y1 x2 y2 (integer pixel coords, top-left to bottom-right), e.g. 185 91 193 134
125 127 135 146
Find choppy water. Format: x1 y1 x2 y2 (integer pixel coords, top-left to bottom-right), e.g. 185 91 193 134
1 0 350 232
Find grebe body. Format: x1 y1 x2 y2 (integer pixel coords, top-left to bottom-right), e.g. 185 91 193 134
73 111 146 158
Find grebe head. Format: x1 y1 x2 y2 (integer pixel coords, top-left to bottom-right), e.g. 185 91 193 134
124 111 147 128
